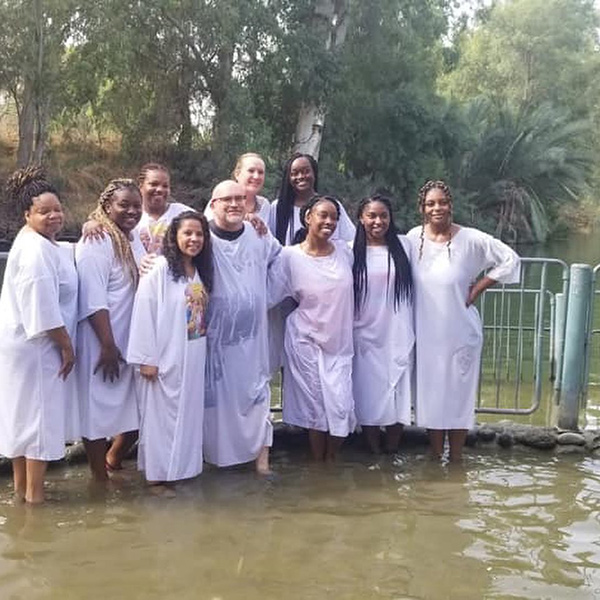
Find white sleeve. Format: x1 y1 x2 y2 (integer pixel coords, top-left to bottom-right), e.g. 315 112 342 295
76 238 112 321
479 233 521 284
337 203 356 242
127 259 163 366
268 200 278 236
267 247 293 309
15 245 64 339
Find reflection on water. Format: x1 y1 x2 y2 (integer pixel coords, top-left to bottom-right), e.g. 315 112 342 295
0 448 598 600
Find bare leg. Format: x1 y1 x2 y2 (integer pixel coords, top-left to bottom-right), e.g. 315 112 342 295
384 423 403 454
25 459 47 504
106 430 138 469
83 438 109 482
448 429 468 463
308 429 327 461
255 445 272 475
325 435 345 462
427 429 446 459
362 426 382 454
12 457 26 501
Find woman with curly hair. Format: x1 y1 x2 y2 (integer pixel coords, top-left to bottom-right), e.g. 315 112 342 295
127 212 212 494
353 194 414 455
407 180 520 462
76 179 145 481
0 167 77 503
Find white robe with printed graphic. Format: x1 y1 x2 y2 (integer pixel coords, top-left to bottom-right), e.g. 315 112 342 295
203 224 281 467
136 202 193 254
406 226 520 429
127 256 207 481
353 239 415 427
0 229 78 460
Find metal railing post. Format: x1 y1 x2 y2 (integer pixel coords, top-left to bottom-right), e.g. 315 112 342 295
558 264 593 430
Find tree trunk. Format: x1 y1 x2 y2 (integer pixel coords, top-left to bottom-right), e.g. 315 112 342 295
16 0 48 167
292 0 349 159
293 103 326 159
16 79 35 167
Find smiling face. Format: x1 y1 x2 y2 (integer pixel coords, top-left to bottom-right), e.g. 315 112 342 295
289 156 315 200
25 192 64 240
305 199 338 241
139 168 170 215
210 180 246 231
421 187 452 228
106 188 143 234
235 156 265 197
359 200 390 245
176 217 204 259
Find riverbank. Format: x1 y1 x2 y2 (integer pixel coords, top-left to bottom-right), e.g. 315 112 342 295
0 423 598 476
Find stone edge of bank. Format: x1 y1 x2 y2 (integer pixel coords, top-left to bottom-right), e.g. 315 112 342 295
0 422 597 475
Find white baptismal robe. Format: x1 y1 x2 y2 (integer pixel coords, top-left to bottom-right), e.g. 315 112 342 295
353 239 415 427
127 256 208 481
407 226 521 429
203 224 281 467
281 241 356 437
0 229 78 460
76 234 145 440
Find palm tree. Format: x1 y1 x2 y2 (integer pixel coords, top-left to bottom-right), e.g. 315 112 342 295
458 99 591 242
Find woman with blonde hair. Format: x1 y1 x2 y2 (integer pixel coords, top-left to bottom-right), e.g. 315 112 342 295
205 152 271 222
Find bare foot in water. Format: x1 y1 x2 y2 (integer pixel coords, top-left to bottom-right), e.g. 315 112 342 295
148 483 176 498
255 446 272 476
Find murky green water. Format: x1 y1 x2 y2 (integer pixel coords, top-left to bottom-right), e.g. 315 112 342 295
0 448 599 600
1 234 600 599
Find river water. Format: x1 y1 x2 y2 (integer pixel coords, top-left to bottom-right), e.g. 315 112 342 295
0 234 599 599
0 448 599 600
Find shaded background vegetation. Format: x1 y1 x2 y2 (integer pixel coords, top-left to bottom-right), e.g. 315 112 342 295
0 0 598 242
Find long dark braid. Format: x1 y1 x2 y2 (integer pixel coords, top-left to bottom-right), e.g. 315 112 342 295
353 195 413 314
89 179 141 286
292 195 340 245
162 211 213 292
6 166 59 216
275 153 319 244
417 180 453 261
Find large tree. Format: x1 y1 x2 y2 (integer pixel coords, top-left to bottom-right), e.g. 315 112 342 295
0 0 75 166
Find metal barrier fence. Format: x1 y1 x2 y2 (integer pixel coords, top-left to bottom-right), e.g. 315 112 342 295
476 258 569 416
0 252 583 422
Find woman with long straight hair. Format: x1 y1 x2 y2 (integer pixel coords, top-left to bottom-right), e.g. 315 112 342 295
353 194 414 455
269 153 355 245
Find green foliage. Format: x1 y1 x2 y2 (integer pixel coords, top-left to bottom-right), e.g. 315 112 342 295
0 0 597 241
456 100 591 242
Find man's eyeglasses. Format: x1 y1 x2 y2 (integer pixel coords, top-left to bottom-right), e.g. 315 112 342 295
212 195 246 205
